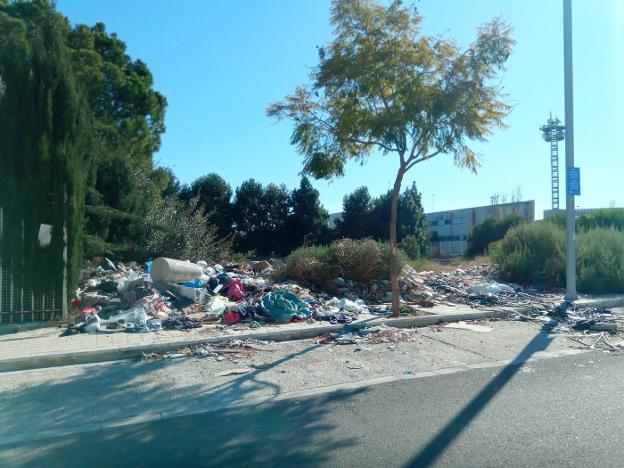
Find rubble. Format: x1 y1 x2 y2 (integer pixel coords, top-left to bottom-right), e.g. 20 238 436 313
517 302 623 332
399 264 555 309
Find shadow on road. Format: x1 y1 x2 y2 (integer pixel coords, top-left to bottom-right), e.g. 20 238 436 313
406 324 553 467
0 340 363 467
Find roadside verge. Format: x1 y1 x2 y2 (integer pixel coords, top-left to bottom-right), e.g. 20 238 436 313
0 309 513 373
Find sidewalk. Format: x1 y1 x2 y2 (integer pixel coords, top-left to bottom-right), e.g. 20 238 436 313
0 305 512 372
1 293 621 373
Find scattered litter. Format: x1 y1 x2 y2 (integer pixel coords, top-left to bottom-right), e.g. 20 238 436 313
163 353 188 359
335 333 359 345
444 321 494 333
345 362 363 369
517 302 623 346
214 368 253 377
316 335 335 344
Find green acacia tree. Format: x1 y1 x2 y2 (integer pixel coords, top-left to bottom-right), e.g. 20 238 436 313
268 0 514 316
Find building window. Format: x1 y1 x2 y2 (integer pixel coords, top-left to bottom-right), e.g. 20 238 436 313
444 219 452 225
438 235 461 242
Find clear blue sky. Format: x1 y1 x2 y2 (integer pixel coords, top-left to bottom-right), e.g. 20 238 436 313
57 0 624 218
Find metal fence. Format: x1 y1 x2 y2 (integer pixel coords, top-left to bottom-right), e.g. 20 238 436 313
0 207 64 324
426 240 466 257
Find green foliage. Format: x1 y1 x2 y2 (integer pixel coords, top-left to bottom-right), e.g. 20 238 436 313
465 214 525 258
279 244 335 285
544 213 566 229
232 179 290 255
144 195 231 263
67 22 166 166
335 186 372 239
577 209 624 232
367 183 428 246
577 229 624 294
489 222 566 287
400 234 421 260
66 19 168 256
492 222 624 293
268 0 513 313
267 0 514 179
280 238 407 286
0 0 93 300
285 177 330 250
180 173 233 238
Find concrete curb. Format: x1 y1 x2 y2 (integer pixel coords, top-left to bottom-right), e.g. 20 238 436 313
574 296 624 309
0 309 513 373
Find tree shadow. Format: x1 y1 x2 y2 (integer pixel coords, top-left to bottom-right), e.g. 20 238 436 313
0 341 363 467
406 324 554 467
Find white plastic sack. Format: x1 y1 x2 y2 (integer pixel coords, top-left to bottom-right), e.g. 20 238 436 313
468 283 515 295
104 307 148 327
206 296 227 314
37 224 53 247
83 313 101 333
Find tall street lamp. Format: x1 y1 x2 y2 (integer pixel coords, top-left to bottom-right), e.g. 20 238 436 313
563 0 577 301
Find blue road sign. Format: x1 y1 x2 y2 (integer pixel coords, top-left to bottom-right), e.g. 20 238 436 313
567 167 580 196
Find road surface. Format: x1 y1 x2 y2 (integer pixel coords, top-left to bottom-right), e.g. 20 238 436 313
2 350 622 467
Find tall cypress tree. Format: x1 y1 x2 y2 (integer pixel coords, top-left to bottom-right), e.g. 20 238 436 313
0 1 92 306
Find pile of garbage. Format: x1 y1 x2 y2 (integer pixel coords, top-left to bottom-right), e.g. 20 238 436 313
398 264 555 308
66 256 559 335
67 257 384 334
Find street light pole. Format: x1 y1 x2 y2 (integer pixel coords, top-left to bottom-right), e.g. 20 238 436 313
563 0 577 301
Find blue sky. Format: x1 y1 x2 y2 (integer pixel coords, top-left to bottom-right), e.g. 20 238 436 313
57 0 624 218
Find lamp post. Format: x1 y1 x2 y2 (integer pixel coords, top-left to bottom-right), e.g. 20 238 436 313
563 0 577 301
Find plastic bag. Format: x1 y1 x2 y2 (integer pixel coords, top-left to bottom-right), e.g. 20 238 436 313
227 278 245 301
206 296 228 315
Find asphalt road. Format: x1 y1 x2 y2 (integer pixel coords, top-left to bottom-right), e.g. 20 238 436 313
3 351 623 467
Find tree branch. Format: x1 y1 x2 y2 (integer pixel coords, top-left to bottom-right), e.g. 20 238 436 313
404 149 443 172
307 108 397 154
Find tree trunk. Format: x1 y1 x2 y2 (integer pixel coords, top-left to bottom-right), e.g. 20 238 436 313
390 165 405 318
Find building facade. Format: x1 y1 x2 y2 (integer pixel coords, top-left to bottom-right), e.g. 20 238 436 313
426 200 536 257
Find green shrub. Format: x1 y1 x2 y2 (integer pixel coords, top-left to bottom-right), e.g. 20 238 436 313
577 229 624 294
489 222 565 286
377 240 408 280
545 209 624 233
144 196 231 263
280 238 407 286
278 244 335 284
401 234 422 260
466 214 525 258
578 209 624 232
